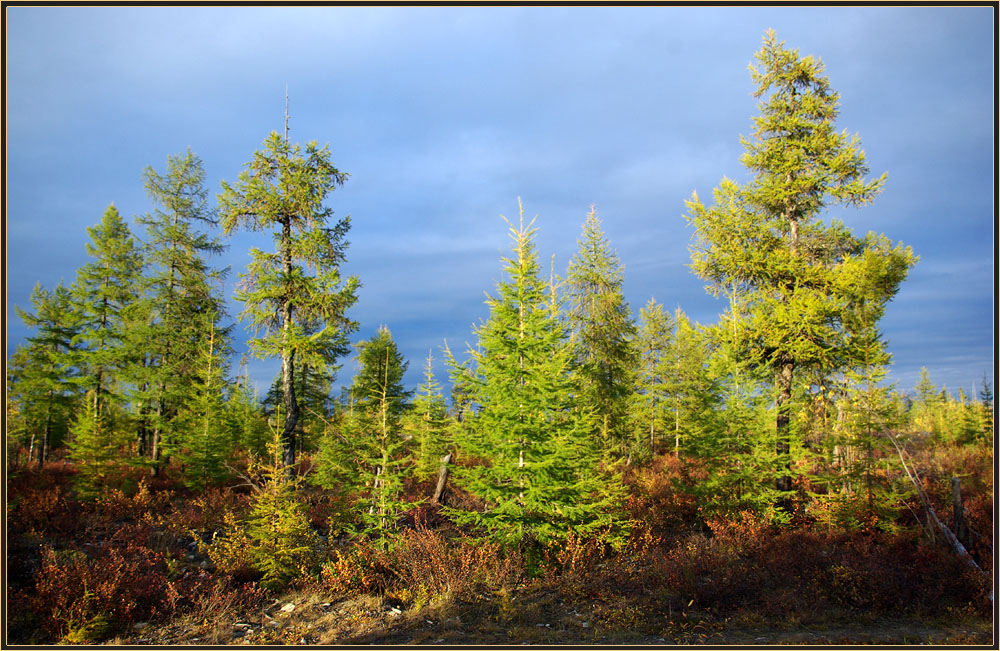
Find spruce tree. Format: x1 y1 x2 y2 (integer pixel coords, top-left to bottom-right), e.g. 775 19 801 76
219 127 359 473
352 326 413 546
911 367 940 434
694 302 781 518
979 377 994 441
174 314 234 489
226 360 271 461
263 357 335 457
685 31 909 506
665 308 716 459
628 298 673 462
407 350 452 482
245 429 318 589
446 203 627 551
314 326 414 547
12 282 81 467
565 207 637 458
69 204 143 489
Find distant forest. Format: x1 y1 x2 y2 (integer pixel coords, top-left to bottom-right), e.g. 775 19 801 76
6 31 992 645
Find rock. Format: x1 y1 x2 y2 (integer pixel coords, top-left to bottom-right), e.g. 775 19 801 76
280 602 296 613
133 622 148 631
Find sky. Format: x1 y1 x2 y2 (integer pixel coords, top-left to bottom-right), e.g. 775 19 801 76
4 6 995 401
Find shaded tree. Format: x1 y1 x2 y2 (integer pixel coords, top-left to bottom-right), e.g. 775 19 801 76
11 282 81 467
565 206 637 458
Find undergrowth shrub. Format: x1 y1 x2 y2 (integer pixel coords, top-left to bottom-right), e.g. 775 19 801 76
320 528 524 605
28 537 174 643
386 527 524 600
8 482 82 540
198 512 260 581
320 543 393 596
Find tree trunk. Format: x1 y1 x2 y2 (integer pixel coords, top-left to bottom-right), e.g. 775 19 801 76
432 451 452 504
151 396 163 477
280 217 299 477
952 476 967 546
775 358 794 495
281 344 298 475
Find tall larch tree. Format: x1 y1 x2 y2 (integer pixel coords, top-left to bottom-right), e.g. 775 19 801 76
565 206 638 459
447 203 626 552
685 31 908 506
134 149 230 474
219 117 359 473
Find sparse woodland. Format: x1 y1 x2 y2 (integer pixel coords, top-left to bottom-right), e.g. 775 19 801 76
5 32 993 645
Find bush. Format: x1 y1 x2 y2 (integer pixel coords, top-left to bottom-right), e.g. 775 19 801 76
28 537 174 643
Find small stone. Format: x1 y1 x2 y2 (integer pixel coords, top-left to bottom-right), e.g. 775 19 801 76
133 622 148 631
581 622 590 628
280 602 295 613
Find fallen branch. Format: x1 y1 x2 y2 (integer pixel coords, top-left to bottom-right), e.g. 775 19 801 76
884 431 987 582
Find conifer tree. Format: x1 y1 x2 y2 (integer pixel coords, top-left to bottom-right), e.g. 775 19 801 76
133 149 230 474
351 326 414 547
979 377 994 441
69 205 143 487
628 299 673 462
684 285 788 519
12 282 81 467
314 326 414 547
685 31 909 505
447 203 627 551
174 314 234 489
407 350 452 482
565 207 637 458
245 428 318 589
833 234 915 521
911 367 940 434
219 127 359 473
263 358 335 457
665 308 716 459
226 360 271 461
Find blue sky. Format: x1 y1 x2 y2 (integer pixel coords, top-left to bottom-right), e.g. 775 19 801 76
5 6 994 400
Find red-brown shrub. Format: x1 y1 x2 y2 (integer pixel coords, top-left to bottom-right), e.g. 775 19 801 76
28 539 173 642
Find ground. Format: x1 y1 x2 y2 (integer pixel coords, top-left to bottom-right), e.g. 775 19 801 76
113 585 993 646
